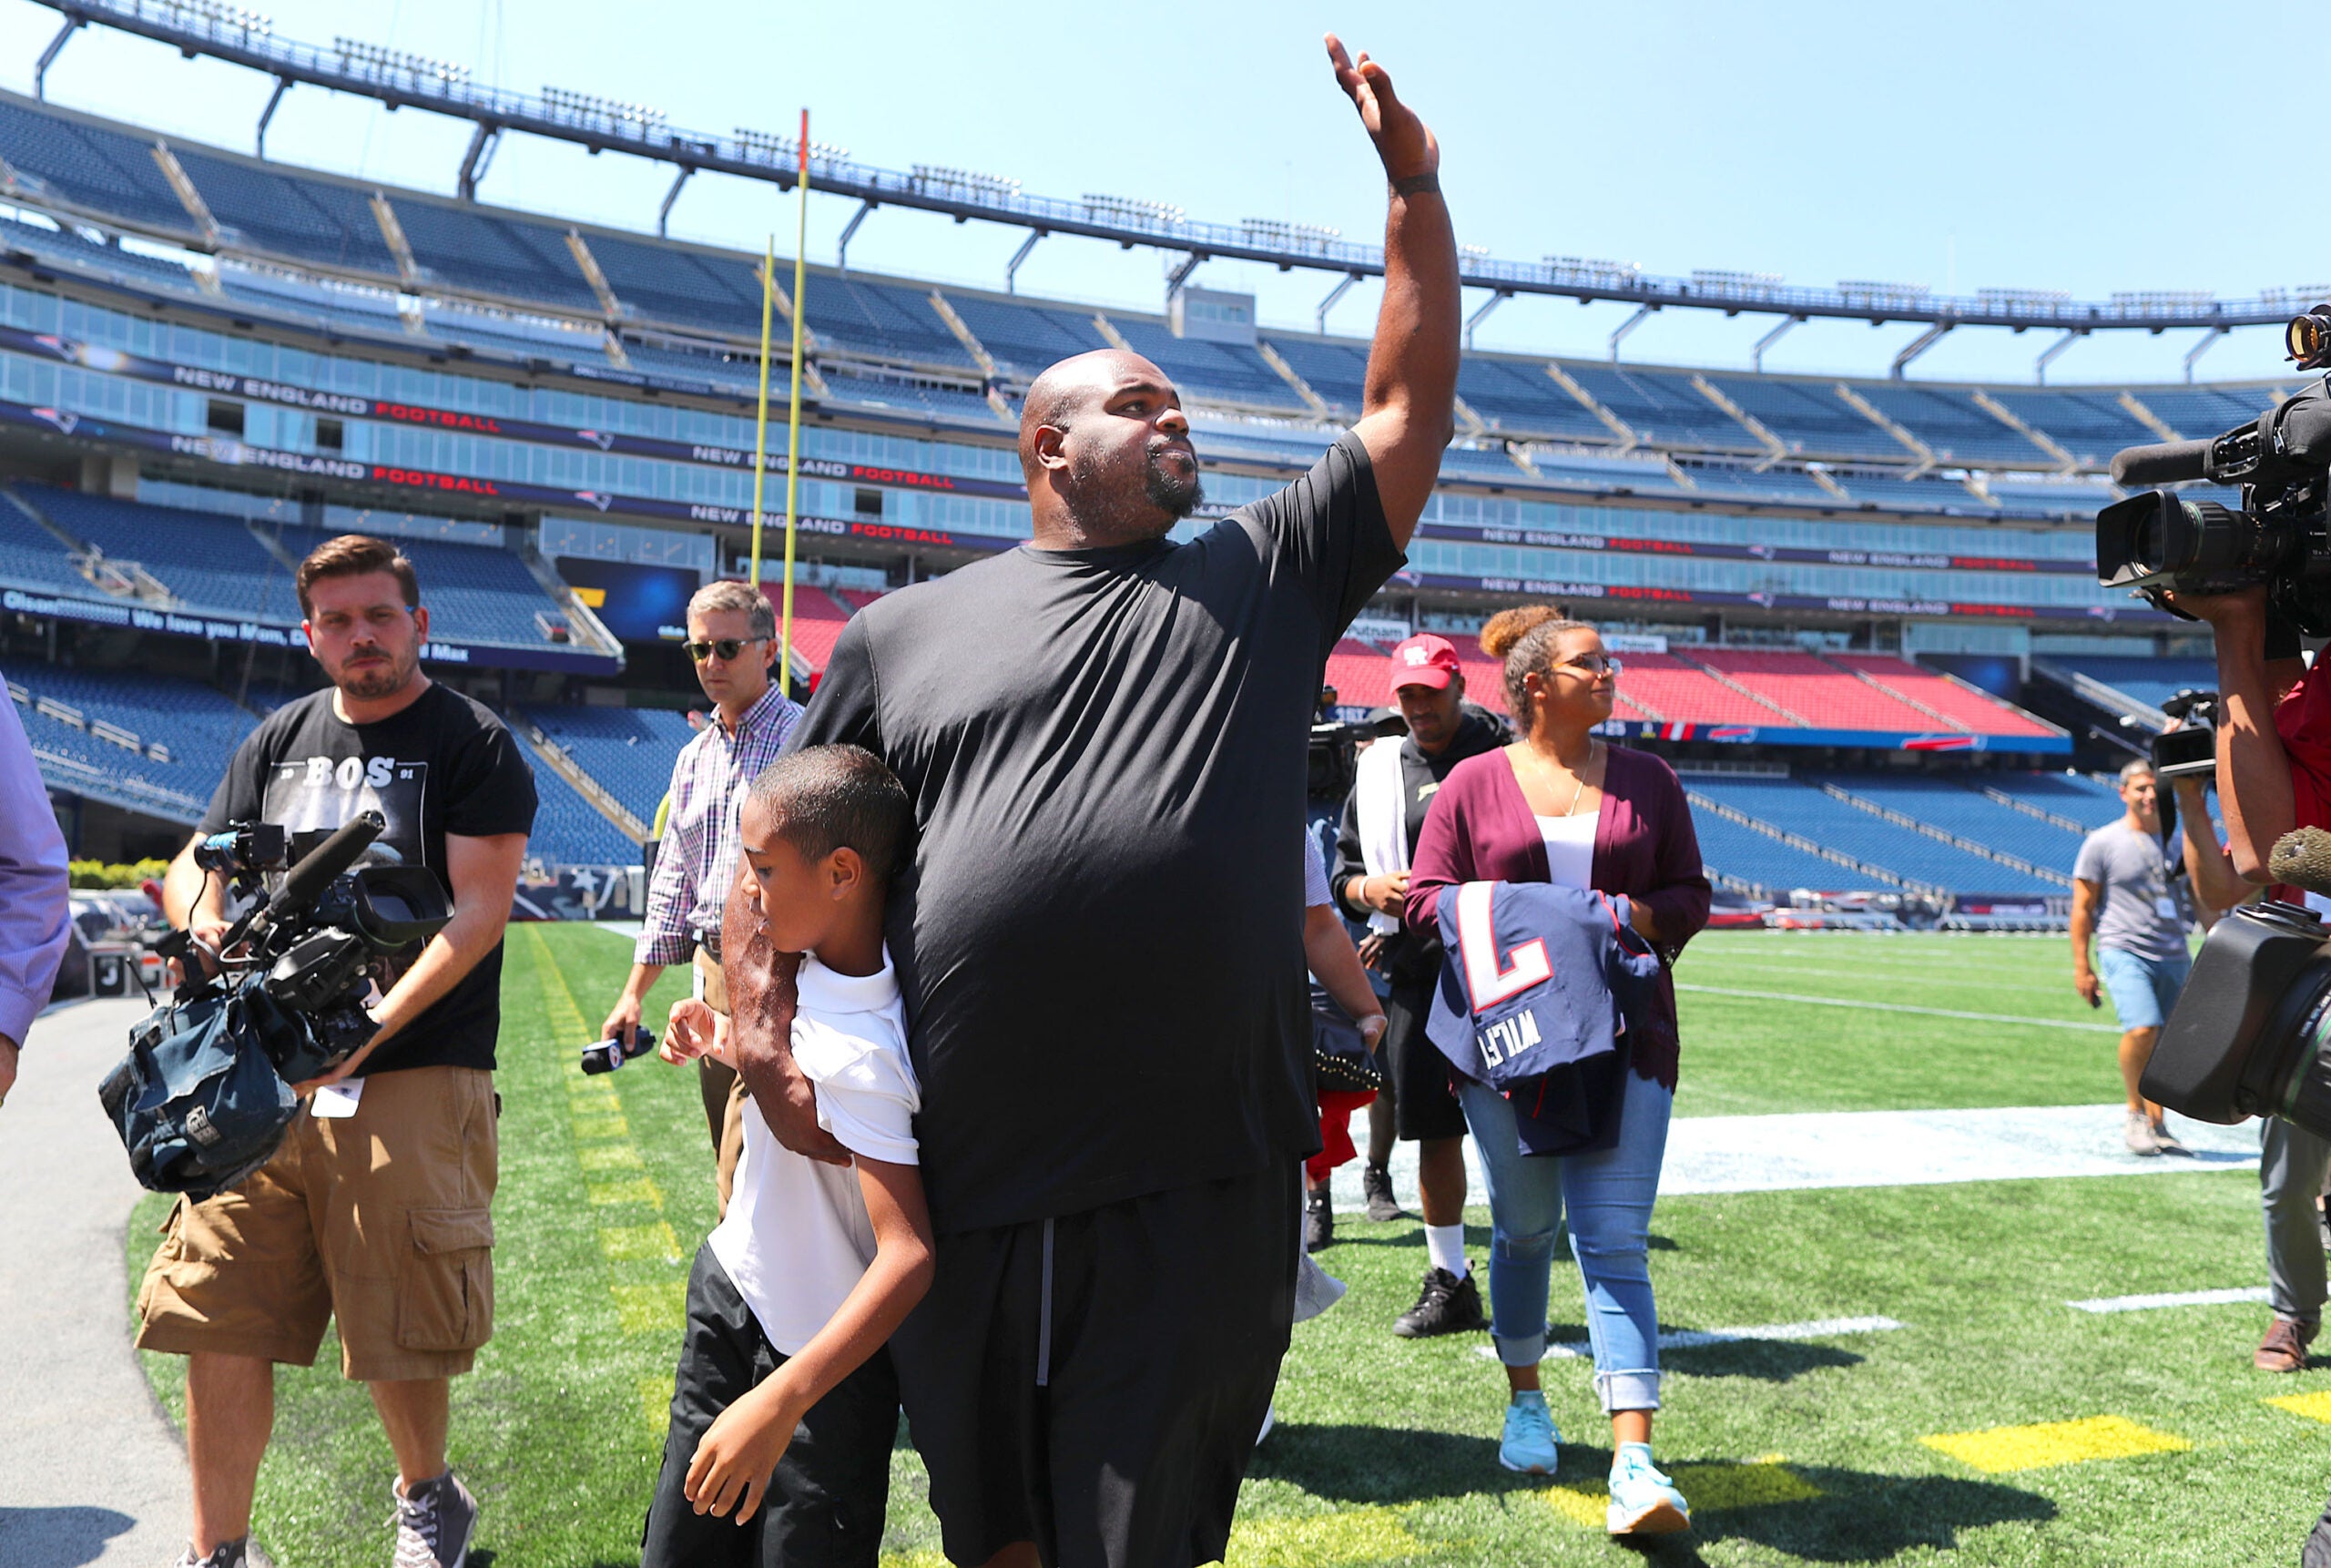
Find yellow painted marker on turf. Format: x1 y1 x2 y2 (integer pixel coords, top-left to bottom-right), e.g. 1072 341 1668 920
1921 1414 2187 1473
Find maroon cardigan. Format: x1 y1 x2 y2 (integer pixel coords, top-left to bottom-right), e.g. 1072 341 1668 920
1403 744 1711 1090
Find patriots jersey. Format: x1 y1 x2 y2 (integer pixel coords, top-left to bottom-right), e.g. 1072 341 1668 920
1424 881 1662 1092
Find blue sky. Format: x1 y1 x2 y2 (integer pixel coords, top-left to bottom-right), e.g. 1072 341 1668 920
0 0 2314 393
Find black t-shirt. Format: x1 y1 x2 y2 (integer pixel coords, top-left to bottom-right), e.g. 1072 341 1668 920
790 432 1403 1232
199 681 538 1074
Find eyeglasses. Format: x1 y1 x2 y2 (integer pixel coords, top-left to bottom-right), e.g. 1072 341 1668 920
684 636 769 663
1556 655 1624 677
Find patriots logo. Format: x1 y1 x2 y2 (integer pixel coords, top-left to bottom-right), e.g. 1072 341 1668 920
1404 646 1430 665
575 491 616 512
577 429 616 452
33 407 77 434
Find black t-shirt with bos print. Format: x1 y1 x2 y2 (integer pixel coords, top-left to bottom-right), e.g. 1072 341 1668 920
200 681 538 1074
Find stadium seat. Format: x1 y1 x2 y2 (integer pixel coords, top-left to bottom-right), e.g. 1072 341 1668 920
523 703 697 825
1687 772 2061 894
1691 649 1949 732
1829 655 2061 738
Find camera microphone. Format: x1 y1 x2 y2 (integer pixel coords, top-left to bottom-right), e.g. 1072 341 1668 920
2110 439 2214 487
2268 827 2331 900
219 810 386 952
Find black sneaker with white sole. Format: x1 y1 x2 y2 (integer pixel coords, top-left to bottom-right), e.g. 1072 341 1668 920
1304 1188 1334 1253
392 1471 477 1568
1362 1163 1405 1223
1392 1265 1486 1338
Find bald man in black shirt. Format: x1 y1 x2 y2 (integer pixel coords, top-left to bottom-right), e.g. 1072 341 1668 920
734 35 1459 1568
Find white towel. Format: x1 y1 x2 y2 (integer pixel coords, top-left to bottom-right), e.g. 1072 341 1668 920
1353 738 1410 935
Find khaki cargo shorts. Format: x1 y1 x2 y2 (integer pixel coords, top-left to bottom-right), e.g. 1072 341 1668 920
135 1064 499 1382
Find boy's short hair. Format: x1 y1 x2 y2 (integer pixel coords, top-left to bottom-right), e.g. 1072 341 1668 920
295 534 419 618
746 744 912 881
2120 759 2157 785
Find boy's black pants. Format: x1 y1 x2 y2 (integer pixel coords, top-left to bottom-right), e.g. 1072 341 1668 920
642 1244 898 1568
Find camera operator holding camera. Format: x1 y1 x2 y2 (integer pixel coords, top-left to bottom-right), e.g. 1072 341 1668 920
143 535 537 1568
2161 589 2331 1379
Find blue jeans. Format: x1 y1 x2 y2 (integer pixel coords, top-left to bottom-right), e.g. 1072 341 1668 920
1458 1068 1672 1412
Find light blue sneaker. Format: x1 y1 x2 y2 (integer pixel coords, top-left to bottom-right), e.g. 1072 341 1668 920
1606 1441 1690 1535
1496 1390 1561 1474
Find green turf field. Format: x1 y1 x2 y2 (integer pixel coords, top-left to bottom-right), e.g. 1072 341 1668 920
130 926 2331 1566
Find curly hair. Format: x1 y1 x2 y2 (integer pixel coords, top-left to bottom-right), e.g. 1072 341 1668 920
1480 606 1595 734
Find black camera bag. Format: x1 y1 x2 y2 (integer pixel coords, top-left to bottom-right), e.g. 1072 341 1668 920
97 980 304 1200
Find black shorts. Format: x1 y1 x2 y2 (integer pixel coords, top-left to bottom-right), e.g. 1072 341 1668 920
892 1162 1299 1568
642 1245 898 1568
1386 981 1467 1142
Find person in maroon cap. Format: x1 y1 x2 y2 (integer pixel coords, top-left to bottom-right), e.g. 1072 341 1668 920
1329 631 1506 1326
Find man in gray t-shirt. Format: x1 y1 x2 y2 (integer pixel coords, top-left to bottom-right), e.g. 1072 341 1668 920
2071 760 2195 1156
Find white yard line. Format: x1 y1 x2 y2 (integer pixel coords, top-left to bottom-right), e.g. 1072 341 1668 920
2069 1287 2273 1314
1472 1315 1907 1361
1326 1103 2259 1213
1669 983 2121 1033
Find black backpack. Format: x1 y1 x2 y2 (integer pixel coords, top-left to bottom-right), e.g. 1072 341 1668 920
97 980 304 1200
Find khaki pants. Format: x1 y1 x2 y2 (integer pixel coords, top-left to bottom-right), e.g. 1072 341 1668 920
135 1066 498 1382
695 949 748 1215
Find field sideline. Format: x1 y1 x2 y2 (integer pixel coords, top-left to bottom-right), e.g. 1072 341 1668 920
127 927 2331 1566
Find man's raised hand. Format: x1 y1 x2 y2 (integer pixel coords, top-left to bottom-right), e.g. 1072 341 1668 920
1325 33 1438 186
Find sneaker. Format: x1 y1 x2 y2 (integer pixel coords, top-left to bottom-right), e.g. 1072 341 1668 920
1293 1248 1349 1324
392 1471 476 1568
1606 1442 1691 1536
1304 1188 1334 1253
1497 1390 1562 1474
2124 1113 2163 1156
2150 1119 2191 1156
175 1542 249 1568
1391 1266 1487 1339
2258 1316 2320 1373
1362 1163 1405 1223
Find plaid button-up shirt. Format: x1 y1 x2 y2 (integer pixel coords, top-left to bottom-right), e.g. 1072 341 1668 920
635 682 804 967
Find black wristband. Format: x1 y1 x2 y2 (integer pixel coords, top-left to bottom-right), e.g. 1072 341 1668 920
1390 172 1440 198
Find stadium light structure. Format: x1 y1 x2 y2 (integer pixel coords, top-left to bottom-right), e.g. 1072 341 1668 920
20 0 2326 341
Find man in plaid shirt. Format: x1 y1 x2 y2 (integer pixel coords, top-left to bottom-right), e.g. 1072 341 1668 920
601 578 801 1203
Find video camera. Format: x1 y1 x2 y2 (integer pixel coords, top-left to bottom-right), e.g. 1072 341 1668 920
2145 828 2331 1140
1308 682 1373 803
2096 322 2331 634
2146 688 2219 782
98 811 453 1196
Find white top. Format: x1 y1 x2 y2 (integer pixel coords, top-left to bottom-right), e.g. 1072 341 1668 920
1304 830 1332 909
1533 809 1601 891
707 948 920 1357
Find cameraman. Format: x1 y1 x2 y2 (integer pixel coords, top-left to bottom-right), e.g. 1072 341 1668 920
144 535 536 1568
2169 588 2331 1383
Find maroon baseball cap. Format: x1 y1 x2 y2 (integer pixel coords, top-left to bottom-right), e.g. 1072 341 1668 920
1389 633 1461 691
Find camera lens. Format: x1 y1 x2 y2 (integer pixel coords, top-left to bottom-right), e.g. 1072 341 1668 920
2288 307 2331 369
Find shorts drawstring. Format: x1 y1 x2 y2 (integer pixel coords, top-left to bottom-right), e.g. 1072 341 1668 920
1035 1217 1056 1388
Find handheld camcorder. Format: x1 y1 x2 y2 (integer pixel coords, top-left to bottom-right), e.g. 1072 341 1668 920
582 1026 657 1075
2147 688 2219 783
2096 315 2331 634
2144 827 2331 1139
97 811 454 1196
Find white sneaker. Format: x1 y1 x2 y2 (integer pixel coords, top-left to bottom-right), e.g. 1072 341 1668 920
2124 1113 2163 1156
1606 1442 1690 1535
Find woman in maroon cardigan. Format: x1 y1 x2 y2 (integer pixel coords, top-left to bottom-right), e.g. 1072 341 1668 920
1402 606 1709 1537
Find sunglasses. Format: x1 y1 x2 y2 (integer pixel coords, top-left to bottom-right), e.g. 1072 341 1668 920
684 636 769 663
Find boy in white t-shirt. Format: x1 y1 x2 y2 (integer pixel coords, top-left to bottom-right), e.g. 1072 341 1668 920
641 744 932 1567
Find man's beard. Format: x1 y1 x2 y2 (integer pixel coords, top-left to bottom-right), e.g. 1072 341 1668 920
1063 443 1204 540
1144 448 1203 520
337 644 416 700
